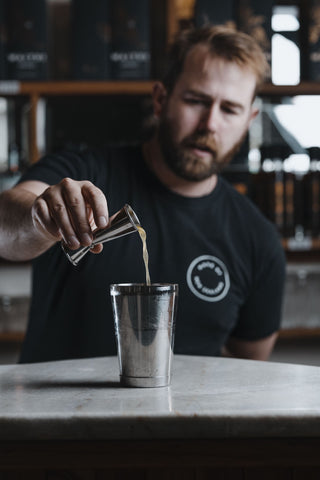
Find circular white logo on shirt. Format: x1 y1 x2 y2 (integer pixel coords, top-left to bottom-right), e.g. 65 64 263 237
186 255 230 302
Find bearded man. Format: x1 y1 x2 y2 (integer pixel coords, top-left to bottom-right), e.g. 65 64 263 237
0 26 285 363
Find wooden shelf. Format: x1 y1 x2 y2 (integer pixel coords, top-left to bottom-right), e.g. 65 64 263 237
259 82 320 96
0 80 155 163
1 80 320 98
0 80 154 97
280 327 320 338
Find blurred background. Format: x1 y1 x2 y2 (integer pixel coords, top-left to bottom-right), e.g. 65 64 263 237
1 0 320 364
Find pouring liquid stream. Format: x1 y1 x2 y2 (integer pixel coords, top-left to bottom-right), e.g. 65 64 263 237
136 225 151 286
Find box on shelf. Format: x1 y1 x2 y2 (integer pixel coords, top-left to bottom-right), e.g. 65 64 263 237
110 0 151 80
71 0 112 80
5 0 48 80
72 0 151 81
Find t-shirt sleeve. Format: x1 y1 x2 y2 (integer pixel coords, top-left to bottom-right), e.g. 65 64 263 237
230 232 286 340
18 149 102 186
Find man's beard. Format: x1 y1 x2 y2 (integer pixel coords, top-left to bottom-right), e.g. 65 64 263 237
158 115 247 182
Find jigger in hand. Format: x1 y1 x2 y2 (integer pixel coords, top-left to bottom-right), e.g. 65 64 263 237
61 204 140 266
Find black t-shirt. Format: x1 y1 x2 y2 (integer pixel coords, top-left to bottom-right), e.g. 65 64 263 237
18 145 286 363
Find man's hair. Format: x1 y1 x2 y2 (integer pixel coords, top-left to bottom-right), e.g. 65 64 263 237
161 25 269 98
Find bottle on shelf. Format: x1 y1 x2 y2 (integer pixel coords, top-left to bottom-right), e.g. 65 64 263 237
251 145 286 236
308 0 320 81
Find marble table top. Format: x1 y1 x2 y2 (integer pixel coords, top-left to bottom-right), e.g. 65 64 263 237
0 355 320 441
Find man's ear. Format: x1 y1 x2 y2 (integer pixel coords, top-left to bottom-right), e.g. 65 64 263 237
152 82 167 117
248 106 259 127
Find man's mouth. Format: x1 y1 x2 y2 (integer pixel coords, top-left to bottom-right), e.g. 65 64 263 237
189 143 214 155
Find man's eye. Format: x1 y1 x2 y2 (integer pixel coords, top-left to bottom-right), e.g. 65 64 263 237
185 98 205 106
222 106 238 114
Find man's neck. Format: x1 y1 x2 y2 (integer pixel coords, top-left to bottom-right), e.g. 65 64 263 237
143 137 217 198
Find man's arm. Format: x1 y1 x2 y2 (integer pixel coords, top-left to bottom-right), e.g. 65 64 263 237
222 331 279 361
0 181 53 261
221 225 286 362
0 178 109 262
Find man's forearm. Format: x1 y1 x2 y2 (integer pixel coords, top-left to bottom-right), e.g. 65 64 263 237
0 187 55 261
222 332 279 361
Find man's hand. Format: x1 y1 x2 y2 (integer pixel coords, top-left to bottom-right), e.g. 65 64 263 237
0 178 109 261
31 178 109 252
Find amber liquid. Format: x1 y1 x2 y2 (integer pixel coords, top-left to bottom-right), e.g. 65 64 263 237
136 225 151 286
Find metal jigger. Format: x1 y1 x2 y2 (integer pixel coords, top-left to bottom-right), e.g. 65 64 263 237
61 204 140 266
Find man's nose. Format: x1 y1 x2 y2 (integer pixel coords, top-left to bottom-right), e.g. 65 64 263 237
199 105 220 132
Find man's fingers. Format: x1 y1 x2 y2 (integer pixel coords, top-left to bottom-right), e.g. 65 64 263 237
46 195 81 249
59 178 93 246
31 178 109 251
81 183 109 229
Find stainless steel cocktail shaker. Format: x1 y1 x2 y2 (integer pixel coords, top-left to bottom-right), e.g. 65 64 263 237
61 204 140 266
110 283 178 387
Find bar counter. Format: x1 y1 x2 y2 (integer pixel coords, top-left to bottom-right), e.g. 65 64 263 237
1 355 320 478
